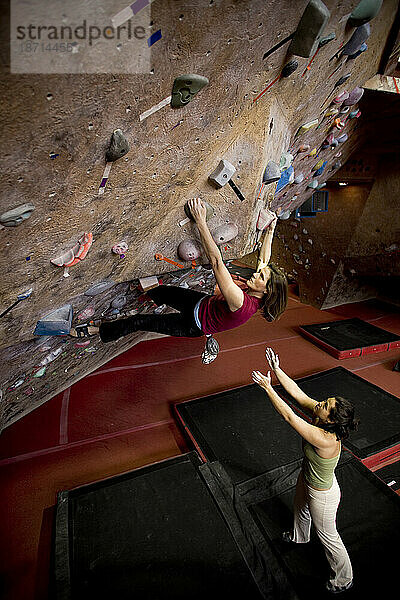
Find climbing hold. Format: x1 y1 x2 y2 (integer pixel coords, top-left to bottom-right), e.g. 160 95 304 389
314 159 325 171
184 199 213 221
339 106 350 114
297 144 310 153
112 241 129 256
341 23 371 56
348 109 361 119
211 223 239 244
314 160 327 176
348 0 382 27
332 161 342 170
318 32 336 47
343 87 364 106
332 117 346 130
263 161 281 184
278 209 291 220
0 203 35 227
322 132 335 148
171 74 209 108
276 166 295 194
347 42 368 60
296 119 319 136
335 74 352 88
0 287 33 319
288 0 330 58
333 90 350 104
294 173 304 184
307 179 319 189
51 232 93 269
208 159 236 187
337 133 348 143
308 148 317 157
325 107 339 117
40 347 63 366
316 183 326 189
111 295 127 310
256 208 275 231
280 152 294 170
84 281 115 296
106 129 130 162
77 305 95 321
33 367 47 378
34 304 73 336
281 59 299 78
177 239 202 261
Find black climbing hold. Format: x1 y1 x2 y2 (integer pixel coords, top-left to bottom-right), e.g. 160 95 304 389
106 129 130 162
281 59 299 78
334 74 351 88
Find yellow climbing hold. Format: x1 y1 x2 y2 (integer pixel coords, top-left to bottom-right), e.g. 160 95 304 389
296 119 319 136
308 148 317 157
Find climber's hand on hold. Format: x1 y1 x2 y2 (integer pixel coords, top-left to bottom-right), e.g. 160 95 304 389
188 198 207 224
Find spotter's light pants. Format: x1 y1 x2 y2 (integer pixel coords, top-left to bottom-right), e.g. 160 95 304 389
291 471 353 587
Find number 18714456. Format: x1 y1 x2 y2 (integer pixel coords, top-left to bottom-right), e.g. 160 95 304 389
19 42 74 53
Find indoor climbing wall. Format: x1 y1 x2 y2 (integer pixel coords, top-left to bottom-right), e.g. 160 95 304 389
0 0 399 429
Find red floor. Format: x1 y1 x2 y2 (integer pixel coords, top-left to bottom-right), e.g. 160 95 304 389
0 293 399 600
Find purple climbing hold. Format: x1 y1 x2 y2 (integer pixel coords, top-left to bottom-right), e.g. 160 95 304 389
341 23 371 56
343 87 364 106
337 133 348 143
111 295 127 310
177 239 202 261
347 42 368 60
333 90 349 104
211 223 239 244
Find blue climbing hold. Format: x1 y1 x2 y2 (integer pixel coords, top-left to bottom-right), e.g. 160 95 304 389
275 166 294 194
314 160 327 176
34 304 73 336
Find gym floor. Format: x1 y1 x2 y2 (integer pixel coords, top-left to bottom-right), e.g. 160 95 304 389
1 289 399 600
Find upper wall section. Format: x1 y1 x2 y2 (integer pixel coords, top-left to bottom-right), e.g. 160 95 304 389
0 1 399 426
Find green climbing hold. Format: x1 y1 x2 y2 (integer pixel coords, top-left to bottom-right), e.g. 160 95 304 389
348 0 383 27
171 74 209 108
184 199 213 221
0 203 35 227
288 0 330 58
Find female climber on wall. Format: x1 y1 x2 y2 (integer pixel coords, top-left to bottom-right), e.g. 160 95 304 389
252 347 359 595
70 198 288 363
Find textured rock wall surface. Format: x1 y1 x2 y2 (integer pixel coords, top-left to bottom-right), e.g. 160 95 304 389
0 0 399 428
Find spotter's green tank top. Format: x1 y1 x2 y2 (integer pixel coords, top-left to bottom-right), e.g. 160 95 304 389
302 441 341 490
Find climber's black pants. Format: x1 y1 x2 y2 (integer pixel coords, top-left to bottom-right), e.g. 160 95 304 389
99 285 207 342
